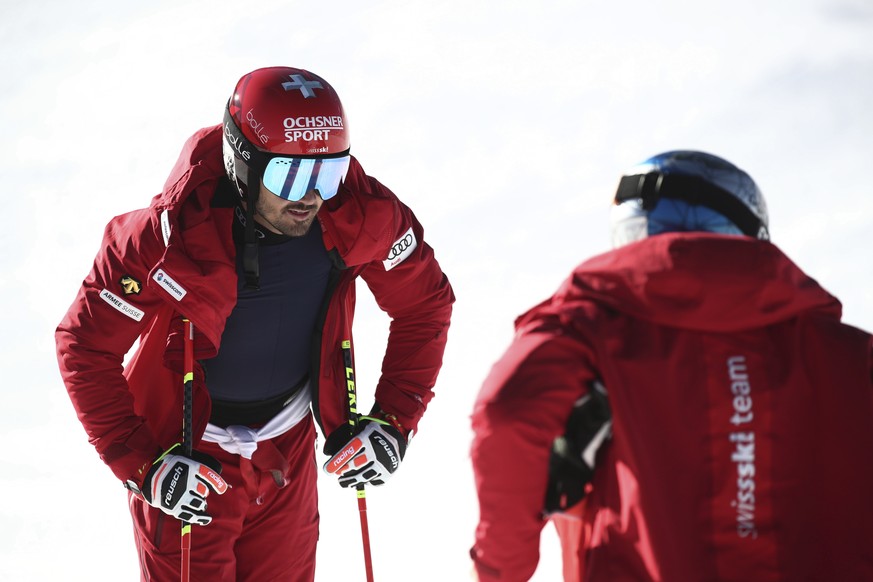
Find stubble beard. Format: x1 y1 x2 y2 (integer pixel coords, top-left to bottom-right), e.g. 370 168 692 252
255 199 319 238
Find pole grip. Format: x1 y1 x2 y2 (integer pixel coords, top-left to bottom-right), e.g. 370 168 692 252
183 319 194 457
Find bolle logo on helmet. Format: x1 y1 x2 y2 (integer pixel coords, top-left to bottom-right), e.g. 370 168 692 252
224 122 251 161
245 109 269 144
281 74 323 98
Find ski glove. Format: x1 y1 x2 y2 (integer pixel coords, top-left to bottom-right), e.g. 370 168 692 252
323 418 407 488
138 444 229 525
544 380 612 515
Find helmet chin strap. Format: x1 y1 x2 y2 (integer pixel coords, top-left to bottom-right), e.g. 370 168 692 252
242 176 260 290
252 205 284 235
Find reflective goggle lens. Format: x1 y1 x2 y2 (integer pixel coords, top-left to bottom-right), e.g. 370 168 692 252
262 156 351 201
610 198 743 248
646 199 743 237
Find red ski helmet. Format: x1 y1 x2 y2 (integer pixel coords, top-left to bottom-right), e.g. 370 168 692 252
222 66 350 201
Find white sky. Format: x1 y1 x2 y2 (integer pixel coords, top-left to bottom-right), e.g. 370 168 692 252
2 0 873 580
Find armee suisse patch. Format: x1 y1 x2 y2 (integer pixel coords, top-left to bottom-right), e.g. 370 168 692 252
383 227 418 271
100 289 145 321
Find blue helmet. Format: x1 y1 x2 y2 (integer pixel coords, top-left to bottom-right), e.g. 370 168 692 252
610 150 769 248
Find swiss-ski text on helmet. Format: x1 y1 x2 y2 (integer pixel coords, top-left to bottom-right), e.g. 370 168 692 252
224 122 251 161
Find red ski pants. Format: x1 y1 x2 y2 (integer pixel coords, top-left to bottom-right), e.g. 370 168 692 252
129 415 319 581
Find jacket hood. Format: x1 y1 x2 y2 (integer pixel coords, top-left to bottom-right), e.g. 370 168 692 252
161 125 226 194
545 233 841 333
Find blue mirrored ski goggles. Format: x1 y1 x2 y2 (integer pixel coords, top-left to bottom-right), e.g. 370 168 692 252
262 156 351 201
646 198 744 237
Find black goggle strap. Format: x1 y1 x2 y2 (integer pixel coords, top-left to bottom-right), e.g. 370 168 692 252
615 172 764 238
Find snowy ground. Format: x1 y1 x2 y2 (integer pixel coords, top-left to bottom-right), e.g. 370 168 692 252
2 1 873 580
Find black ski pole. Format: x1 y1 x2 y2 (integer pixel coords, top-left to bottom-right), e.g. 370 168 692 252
181 318 194 581
342 339 375 581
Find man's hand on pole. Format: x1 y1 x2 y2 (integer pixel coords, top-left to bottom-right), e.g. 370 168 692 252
140 443 229 525
323 419 407 488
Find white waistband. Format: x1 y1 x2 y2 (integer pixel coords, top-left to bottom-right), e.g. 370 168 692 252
201 380 312 459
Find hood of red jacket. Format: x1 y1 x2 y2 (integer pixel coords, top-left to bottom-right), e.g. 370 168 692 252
529 233 841 333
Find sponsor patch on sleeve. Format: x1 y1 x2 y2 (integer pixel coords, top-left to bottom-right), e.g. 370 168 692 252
152 269 187 301
383 227 418 271
160 210 171 247
99 289 145 321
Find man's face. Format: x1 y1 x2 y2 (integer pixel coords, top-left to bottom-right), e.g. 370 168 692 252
252 183 324 237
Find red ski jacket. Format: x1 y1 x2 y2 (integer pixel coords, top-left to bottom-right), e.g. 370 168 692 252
471 233 873 581
56 125 454 484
